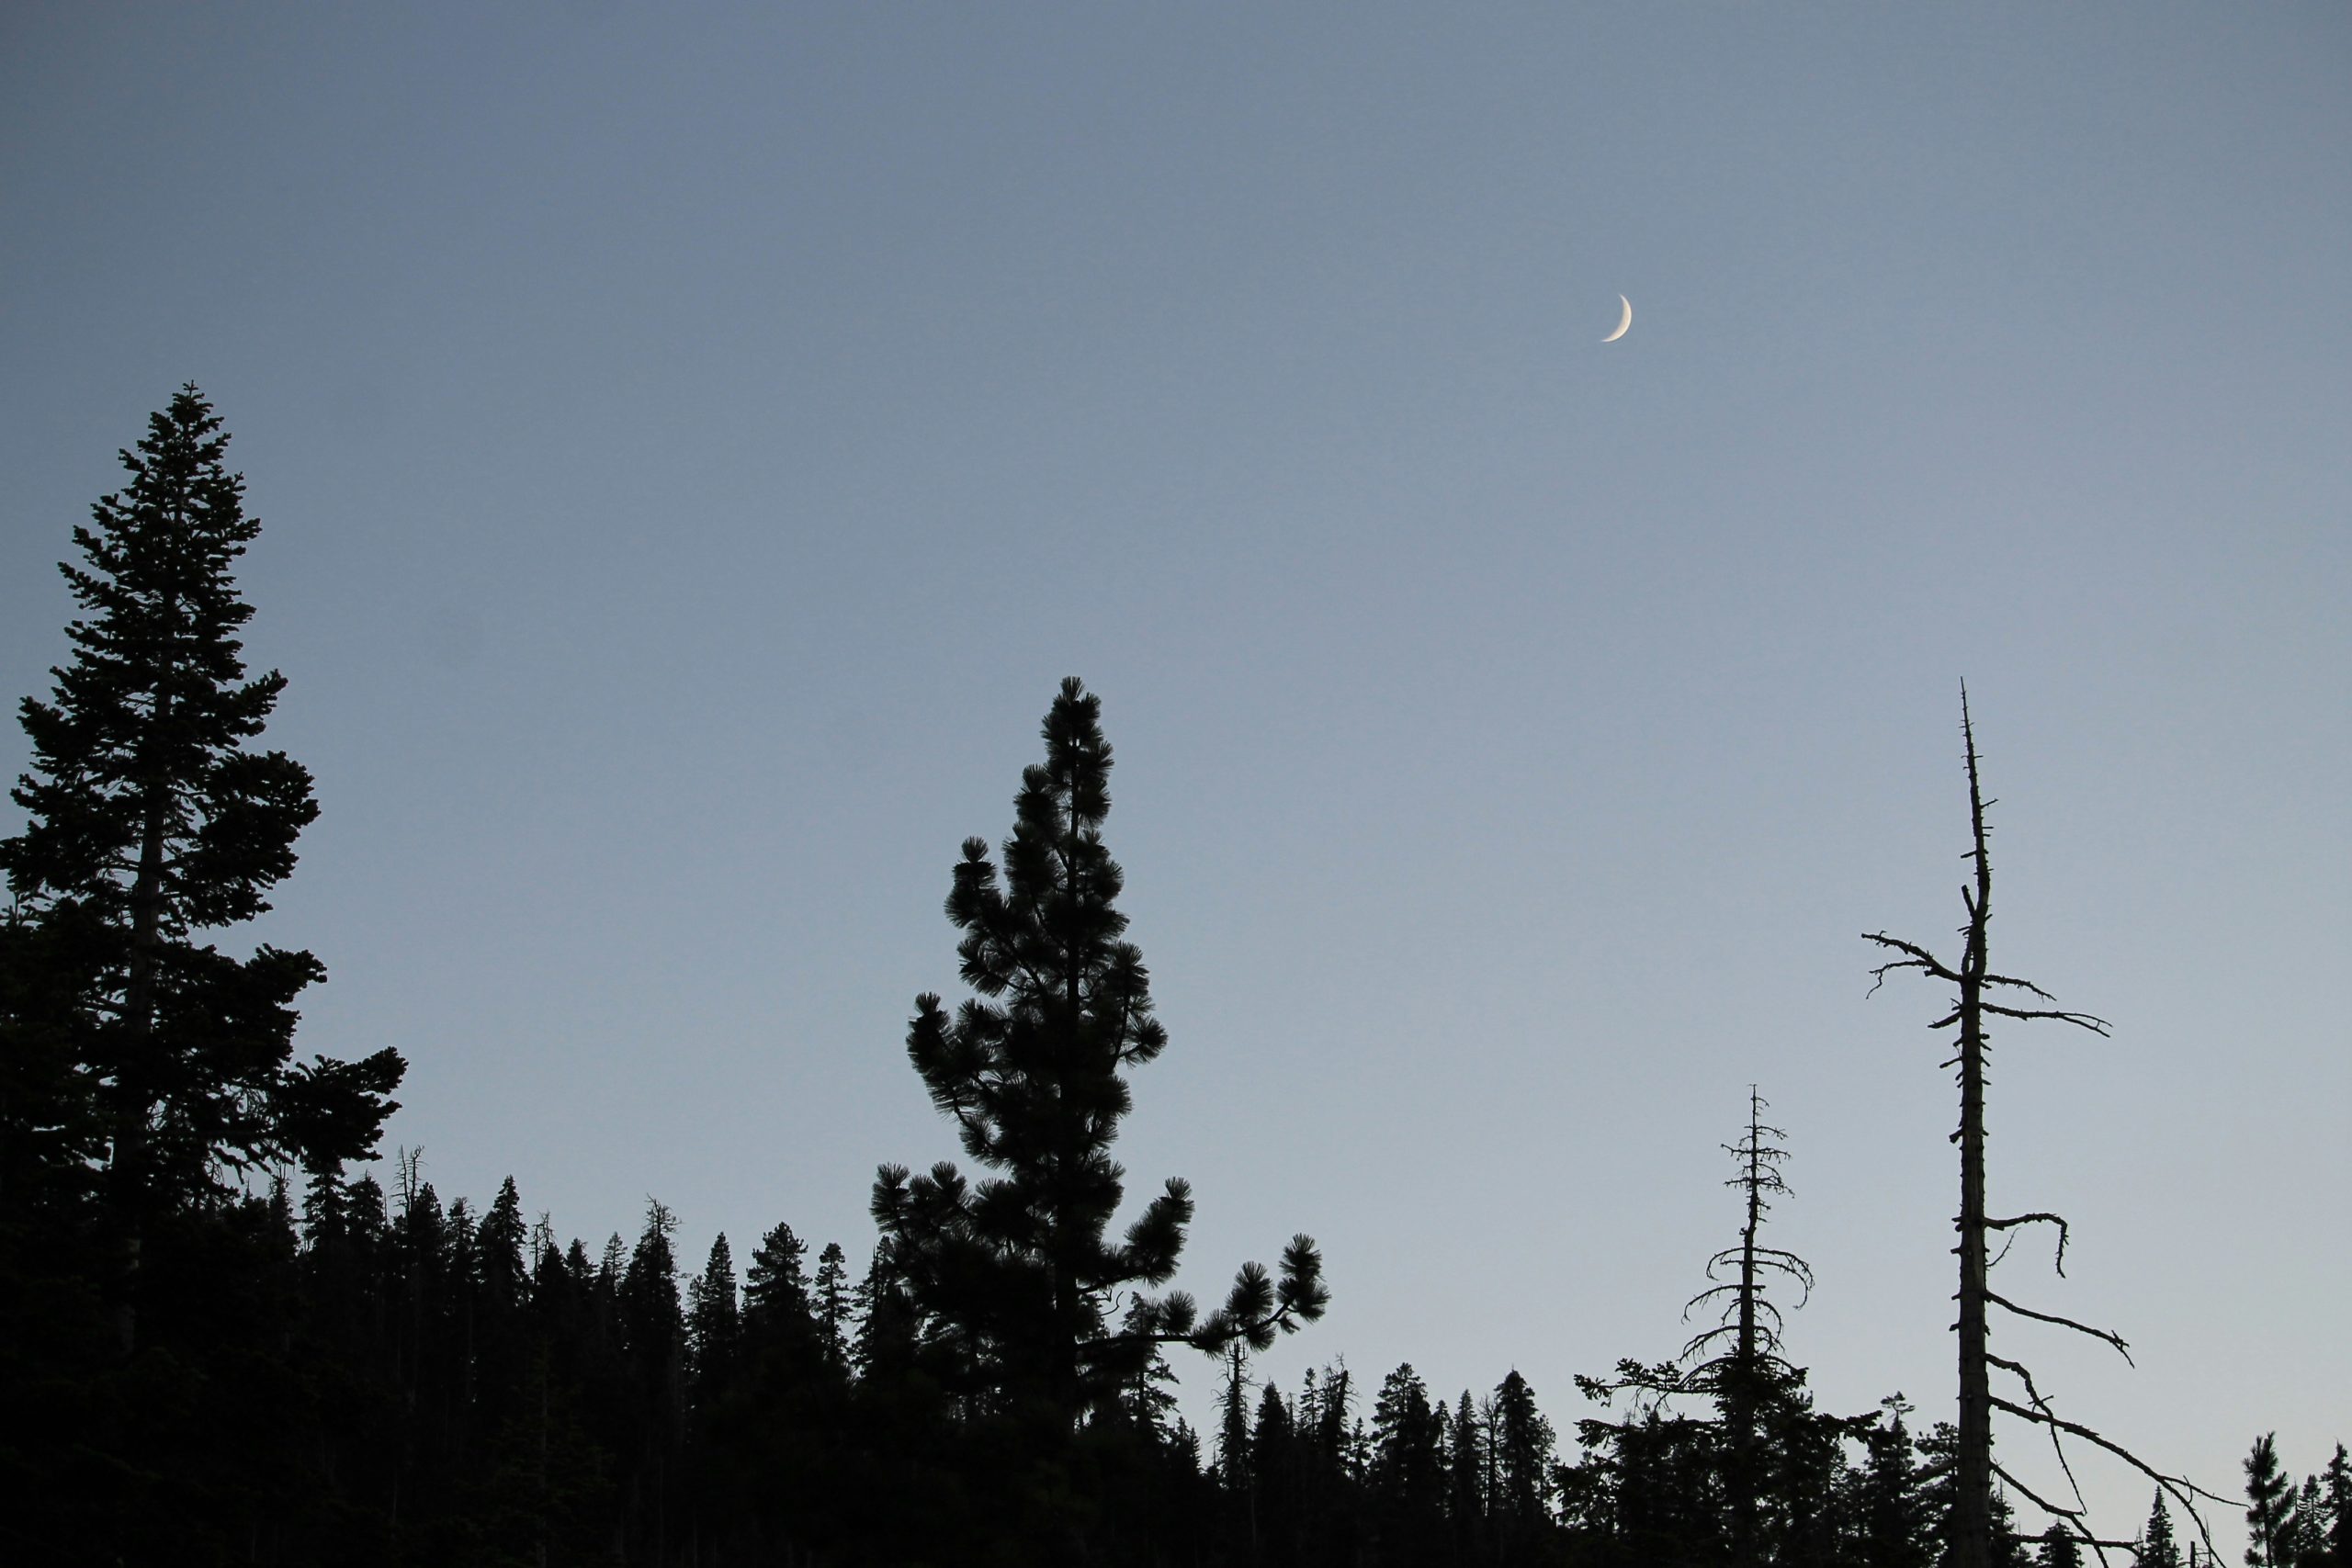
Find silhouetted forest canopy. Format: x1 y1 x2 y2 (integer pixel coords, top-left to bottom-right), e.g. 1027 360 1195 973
4 392 2344 1566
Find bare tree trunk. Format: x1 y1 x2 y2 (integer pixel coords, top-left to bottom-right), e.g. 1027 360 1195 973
1728 1089 1767 1563
1952 724 1997 1568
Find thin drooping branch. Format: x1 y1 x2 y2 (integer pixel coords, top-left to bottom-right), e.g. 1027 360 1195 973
1984 1291 2132 1364
1986 1211 2072 1274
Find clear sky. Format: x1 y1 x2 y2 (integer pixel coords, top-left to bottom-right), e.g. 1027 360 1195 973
5 3 2346 1551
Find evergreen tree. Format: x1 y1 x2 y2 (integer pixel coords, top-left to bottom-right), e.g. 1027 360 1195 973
812 1239 851 1369
2294 1475 2331 1568
1446 1387 1487 1533
850 1236 917 1381
1491 1370 1556 1540
872 678 1325 1425
2247 1434 2296 1568
743 1219 811 1346
686 1232 741 1401
1250 1381 1297 1557
1371 1362 1446 1562
1216 1341 1254 1494
1856 1395 1935 1568
2041 1520 2086 1567
1 385 401 1353
2141 1491 2186 1568
478 1175 527 1315
618 1200 684 1561
2324 1445 2352 1568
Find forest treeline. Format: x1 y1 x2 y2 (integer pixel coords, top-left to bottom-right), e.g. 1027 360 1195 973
3 389 2346 1566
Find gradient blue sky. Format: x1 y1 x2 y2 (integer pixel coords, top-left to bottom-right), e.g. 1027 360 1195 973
6 4 2346 1550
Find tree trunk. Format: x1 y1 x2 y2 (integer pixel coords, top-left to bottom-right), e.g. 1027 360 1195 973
1952 715 1997 1568
1729 1093 1764 1562
107 682 175 1359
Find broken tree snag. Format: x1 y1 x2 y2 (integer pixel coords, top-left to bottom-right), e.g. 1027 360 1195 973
1862 688 2218 1568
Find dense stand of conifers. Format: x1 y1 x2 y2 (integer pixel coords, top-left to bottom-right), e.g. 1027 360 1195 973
3 390 2346 1566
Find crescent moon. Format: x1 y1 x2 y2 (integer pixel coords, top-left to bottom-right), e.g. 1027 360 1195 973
1602 295 1632 344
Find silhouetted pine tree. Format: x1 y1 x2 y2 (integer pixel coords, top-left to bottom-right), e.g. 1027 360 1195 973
1447 1388 1490 1562
2139 1491 2186 1568
1250 1381 1300 1562
686 1233 741 1404
2040 1521 2085 1567
1851 1395 1935 1568
2294 1474 2335 1568
742 1220 811 1357
872 678 1325 1430
2246 1434 2298 1568
2324 1445 2352 1568
1371 1362 1447 1563
812 1238 851 1371
1491 1370 1556 1555
2 386 403 1361
0 389 410 1558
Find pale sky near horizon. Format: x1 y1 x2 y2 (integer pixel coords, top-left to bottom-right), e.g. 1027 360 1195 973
5 4 2346 1552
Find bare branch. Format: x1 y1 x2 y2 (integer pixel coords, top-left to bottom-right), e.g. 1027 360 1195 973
1862 931 1962 988
1978 1001 2112 1033
1989 1354 2101 1556
1989 1396 2227 1558
1979 970 2061 1000
1984 1291 2132 1363
1989 1463 2128 1568
1986 1212 2072 1276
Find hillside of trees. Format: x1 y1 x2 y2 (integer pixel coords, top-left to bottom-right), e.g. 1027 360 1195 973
3 390 2343 1566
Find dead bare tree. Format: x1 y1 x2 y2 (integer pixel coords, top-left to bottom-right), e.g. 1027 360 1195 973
1864 689 2222 1568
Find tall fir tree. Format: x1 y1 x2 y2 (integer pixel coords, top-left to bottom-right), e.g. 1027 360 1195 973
1 387 401 1355
2041 1521 2086 1567
686 1232 741 1402
811 1238 851 1370
871 678 1325 1425
1491 1369 1556 1540
2141 1491 2186 1568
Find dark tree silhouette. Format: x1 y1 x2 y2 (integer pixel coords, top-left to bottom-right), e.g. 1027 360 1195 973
1865 690 2218 1566
2324 1445 2352 1568
1689 1088 1815 1560
1490 1369 1556 1548
1574 1089 1838 1565
872 677 1326 1427
2245 1434 2295 1568
2139 1491 2185 1568
1 386 401 1358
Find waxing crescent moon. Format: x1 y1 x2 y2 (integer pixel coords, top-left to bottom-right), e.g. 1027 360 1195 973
1602 295 1632 344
